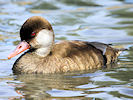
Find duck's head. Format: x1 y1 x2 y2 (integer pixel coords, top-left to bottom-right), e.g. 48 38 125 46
8 16 54 59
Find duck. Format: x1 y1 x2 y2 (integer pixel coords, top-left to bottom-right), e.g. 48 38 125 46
8 16 124 74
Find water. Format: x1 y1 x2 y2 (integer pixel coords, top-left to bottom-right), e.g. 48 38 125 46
0 0 133 100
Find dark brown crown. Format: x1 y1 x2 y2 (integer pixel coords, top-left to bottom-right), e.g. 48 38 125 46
20 16 53 42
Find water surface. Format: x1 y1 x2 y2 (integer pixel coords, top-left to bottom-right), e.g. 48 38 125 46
0 0 133 100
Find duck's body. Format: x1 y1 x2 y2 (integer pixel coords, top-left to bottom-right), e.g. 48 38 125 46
13 41 120 74
8 16 123 74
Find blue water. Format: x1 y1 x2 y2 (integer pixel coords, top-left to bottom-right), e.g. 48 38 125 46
0 0 133 100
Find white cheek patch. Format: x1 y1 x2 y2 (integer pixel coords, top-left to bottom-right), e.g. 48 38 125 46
36 29 54 47
35 29 54 57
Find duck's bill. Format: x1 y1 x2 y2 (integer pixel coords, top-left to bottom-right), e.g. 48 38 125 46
8 41 30 59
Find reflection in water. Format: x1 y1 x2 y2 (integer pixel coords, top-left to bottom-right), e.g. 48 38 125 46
0 0 133 100
10 72 90 99
8 63 132 100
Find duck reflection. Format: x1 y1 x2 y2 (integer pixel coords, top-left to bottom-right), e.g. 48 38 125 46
9 63 118 100
11 72 90 99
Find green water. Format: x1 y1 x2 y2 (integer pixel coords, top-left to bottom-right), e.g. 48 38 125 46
0 0 133 100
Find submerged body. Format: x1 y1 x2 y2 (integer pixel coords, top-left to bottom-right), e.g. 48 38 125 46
8 16 123 74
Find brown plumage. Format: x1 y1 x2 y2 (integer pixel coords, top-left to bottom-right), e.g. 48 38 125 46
8 16 123 74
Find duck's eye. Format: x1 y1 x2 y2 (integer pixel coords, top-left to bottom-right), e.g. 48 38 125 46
31 32 36 36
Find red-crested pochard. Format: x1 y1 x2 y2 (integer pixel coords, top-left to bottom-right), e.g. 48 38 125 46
8 16 124 74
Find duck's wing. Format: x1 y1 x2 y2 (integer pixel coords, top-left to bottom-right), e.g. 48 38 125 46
53 40 105 70
54 40 125 64
89 42 127 64
89 42 109 55
89 42 126 54
53 40 102 57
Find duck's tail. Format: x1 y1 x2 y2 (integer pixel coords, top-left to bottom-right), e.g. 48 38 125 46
105 47 127 64
116 48 128 56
